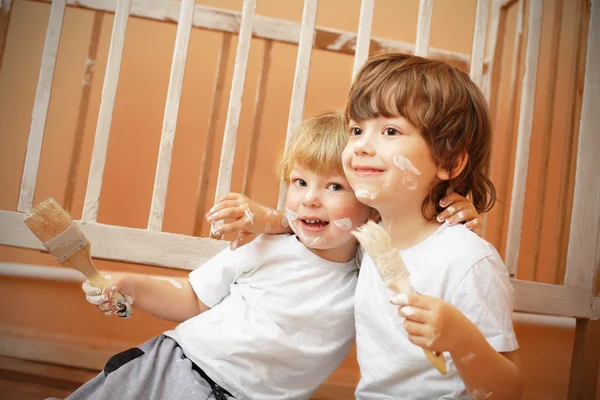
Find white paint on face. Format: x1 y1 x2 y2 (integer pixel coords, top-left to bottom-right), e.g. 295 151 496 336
393 155 422 175
305 190 314 199
333 217 352 231
309 237 324 246
355 189 371 199
285 208 299 222
402 175 418 191
244 207 255 225
460 352 476 365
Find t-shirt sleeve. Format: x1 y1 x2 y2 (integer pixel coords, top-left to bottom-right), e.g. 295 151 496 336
451 254 519 353
189 237 261 308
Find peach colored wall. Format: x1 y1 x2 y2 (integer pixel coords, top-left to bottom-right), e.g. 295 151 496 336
0 0 594 398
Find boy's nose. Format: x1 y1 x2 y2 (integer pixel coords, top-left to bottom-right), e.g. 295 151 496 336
302 190 321 207
354 134 375 156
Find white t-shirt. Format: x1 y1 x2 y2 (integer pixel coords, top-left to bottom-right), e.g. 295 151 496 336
354 222 518 400
165 234 358 400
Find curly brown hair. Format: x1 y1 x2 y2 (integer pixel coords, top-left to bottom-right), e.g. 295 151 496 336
346 52 496 217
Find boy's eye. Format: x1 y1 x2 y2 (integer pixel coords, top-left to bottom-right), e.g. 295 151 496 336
383 127 400 136
350 127 362 136
327 183 343 192
293 179 307 188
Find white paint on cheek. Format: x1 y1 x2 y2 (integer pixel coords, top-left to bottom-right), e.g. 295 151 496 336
333 217 352 231
244 207 255 225
460 352 476 365
355 189 371 199
402 176 418 191
470 389 493 399
305 190 314 199
285 208 299 222
393 155 422 175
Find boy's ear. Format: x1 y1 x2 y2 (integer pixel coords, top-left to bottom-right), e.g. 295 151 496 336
437 150 469 181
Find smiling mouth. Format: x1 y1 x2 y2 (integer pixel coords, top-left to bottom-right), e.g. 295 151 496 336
353 167 384 177
300 219 329 231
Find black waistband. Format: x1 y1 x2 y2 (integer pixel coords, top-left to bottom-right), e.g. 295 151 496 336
190 362 234 399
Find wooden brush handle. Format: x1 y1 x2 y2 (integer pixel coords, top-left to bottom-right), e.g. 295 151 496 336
423 349 447 375
61 244 131 317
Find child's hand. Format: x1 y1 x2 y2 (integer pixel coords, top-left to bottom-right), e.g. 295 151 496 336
82 273 134 318
206 193 290 250
390 293 477 355
436 192 482 233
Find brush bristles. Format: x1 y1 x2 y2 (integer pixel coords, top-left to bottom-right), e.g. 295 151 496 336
23 198 74 243
352 221 410 283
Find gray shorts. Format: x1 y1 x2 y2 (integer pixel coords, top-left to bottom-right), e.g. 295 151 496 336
60 335 235 400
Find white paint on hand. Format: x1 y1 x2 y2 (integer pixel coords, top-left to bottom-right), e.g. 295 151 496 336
426 332 441 348
244 207 255 226
281 215 289 228
460 352 476 365
470 389 493 399
265 222 272 233
393 155 422 175
400 306 415 316
210 220 224 236
333 218 353 231
390 293 409 306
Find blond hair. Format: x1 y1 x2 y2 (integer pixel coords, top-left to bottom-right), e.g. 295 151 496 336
346 52 496 216
277 111 348 184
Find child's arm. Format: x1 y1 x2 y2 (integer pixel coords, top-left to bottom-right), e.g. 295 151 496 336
206 193 292 249
392 293 522 399
82 273 209 323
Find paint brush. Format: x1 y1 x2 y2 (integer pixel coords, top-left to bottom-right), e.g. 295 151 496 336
352 220 447 375
23 198 132 318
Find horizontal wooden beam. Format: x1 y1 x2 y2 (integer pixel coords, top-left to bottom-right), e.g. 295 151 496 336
512 279 592 318
26 0 474 71
0 210 227 270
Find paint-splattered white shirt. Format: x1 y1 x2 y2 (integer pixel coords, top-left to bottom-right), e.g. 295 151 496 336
165 234 358 400
354 222 518 400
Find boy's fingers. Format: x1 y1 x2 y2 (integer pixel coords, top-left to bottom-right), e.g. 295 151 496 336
218 220 247 235
447 208 479 226
215 192 243 203
397 306 427 323
403 319 427 337
206 200 242 218
207 207 244 223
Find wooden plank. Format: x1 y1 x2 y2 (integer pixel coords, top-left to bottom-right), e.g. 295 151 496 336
491 0 524 263
82 0 131 223
0 325 127 371
28 0 473 72
147 0 195 232
556 0 590 285
568 318 600 400
242 39 273 197
213 0 256 202
17 0 67 213
0 356 98 388
512 279 591 318
0 210 227 270
352 0 374 78
414 0 433 57
64 11 104 213
192 33 232 237
564 0 599 291
277 0 318 210
531 0 564 283
0 0 12 68
469 0 490 88
504 0 543 276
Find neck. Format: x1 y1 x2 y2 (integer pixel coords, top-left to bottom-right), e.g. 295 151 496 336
378 203 441 250
306 241 358 263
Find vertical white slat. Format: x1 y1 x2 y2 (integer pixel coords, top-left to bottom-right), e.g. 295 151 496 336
352 0 375 78
564 0 600 290
481 0 503 102
212 0 256 203
81 0 132 222
414 0 433 57
469 0 490 88
147 0 196 232
505 0 543 276
242 40 273 196
277 0 318 209
193 33 232 237
17 0 66 213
